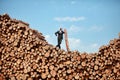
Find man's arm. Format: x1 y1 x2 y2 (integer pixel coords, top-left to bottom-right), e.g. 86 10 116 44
62 31 65 34
55 31 58 36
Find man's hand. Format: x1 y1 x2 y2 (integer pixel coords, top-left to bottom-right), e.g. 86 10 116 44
55 34 57 36
55 31 58 36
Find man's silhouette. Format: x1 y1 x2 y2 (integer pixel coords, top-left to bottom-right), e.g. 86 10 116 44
55 28 64 49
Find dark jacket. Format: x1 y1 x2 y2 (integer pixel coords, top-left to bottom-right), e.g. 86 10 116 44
55 30 64 39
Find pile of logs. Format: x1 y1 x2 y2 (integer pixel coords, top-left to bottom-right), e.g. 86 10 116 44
0 14 120 80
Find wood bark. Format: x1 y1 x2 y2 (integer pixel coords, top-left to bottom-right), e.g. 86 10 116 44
64 29 70 51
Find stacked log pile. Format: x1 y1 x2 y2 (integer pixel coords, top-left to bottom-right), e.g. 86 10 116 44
0 14 120 80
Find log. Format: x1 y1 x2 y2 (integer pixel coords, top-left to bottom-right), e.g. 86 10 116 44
0 14 120 80
50 70 56 77
94 65 99 70
0 60 2 66
81 62 86 67
76 56 81 61
45 52 50 58
74 75 79 79
64 29 70 51
41 73 47 79
49 65 54 70
81 54 86 59
27 77 33 80
67 69 72 74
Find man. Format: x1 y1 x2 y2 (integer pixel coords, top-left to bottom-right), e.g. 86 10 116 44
55 28 64 49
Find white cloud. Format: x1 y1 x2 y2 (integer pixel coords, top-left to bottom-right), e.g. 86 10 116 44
67 25 103 35
62 37 99 53
45 35 100 53
54 16 85 22
71 1 76 4
68 25 83 33
88 26 103 32
92 43 98 47
69 38 81 48
45 34 56 45
45 35 51 43
63 37 100 53
90 43 99 48
61 37 81 51
87 43 100 53
45 35 50 39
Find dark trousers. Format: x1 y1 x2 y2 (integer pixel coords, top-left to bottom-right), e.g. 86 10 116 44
56 38 62 49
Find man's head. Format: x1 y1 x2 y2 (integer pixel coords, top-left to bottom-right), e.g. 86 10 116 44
60 28 62 31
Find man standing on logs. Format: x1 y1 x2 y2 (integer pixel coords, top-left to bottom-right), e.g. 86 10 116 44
55 28 64 49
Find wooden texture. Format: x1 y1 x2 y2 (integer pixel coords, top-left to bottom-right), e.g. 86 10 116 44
0 14 120 80
118 32 120 39
64 29 70 51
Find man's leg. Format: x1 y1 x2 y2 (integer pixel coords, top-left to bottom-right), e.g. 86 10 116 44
58 44 60 49
57 38 62 49
56 38 60 48
58 39 62 49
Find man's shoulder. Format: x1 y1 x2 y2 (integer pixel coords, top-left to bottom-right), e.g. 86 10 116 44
62 31 64 33
55 31 59 33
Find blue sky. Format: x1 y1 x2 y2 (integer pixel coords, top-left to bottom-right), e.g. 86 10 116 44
0 0 120 53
